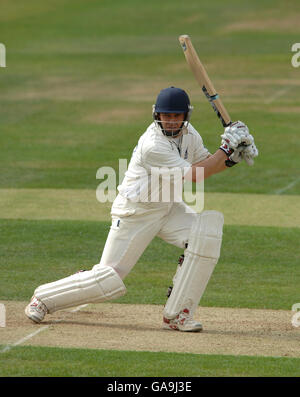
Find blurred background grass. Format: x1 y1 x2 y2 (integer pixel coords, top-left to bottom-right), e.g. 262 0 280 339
0 0 299 193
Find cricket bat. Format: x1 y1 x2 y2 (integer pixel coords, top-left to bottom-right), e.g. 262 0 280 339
179 35 232 127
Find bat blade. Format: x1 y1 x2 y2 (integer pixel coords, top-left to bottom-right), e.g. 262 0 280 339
179 35 231 127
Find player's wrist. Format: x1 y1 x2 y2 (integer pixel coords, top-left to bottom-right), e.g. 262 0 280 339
219 145 233 157
218 147 238 167
224 158 238 167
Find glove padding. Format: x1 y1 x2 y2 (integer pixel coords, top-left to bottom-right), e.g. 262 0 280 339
241 142 259 166
220 121 258 166
227 145 245 164
226 140 258 166
220 121 253 153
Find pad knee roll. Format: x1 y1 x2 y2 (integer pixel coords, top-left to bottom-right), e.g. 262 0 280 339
35 265 126 313
188 210 224 260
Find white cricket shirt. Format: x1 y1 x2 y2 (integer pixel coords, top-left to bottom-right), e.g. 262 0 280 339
117 122 210 203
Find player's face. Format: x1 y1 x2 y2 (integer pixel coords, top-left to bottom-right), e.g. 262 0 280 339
159 113 185 135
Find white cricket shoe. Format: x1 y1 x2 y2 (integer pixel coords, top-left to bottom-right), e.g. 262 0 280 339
163 308 203 332
25 296 48 323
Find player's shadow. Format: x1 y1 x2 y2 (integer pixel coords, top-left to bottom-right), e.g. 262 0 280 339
199 328 299 340
43 319 298 340
44 319 160 333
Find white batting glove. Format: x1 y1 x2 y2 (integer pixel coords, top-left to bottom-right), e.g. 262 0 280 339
241 142 259 166
227 146 245 164
219 121 258 167
220 121 252 154
226 139 258 166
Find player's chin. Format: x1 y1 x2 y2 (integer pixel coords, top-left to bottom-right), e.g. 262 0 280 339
165 127 180 134
164 131 182 138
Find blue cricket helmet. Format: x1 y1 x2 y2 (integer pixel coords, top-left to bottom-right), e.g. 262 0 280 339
154 86 191 113
153 87 193 137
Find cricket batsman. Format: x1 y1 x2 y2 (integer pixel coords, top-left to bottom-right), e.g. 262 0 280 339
25 87 258 332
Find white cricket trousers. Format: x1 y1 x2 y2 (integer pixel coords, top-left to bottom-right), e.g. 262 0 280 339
93 194 197 279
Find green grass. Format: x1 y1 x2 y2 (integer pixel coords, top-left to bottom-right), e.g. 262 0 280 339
0 0 299 194
1 219 299 309
1 345 300 377
1 189 299 228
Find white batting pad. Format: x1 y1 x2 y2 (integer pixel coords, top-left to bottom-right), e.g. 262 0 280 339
35 265 126 313
163 210 224 319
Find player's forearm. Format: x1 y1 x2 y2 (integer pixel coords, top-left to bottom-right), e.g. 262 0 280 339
186 149 228 182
